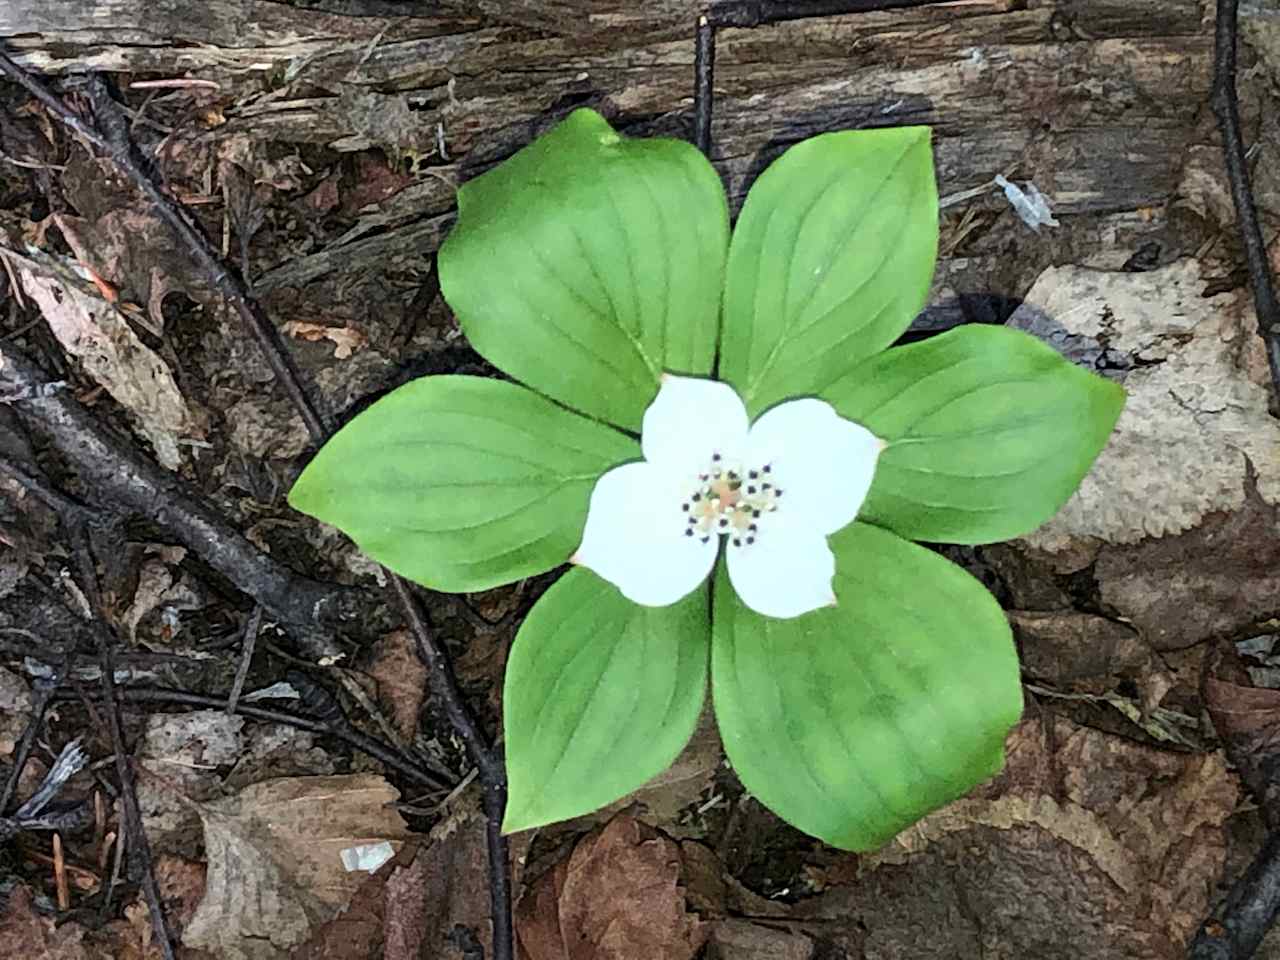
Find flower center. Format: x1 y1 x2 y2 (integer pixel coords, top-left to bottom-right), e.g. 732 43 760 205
679 451 783 548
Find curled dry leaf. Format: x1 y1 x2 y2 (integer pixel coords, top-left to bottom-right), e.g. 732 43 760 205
1009 610 1172 708
183 774 412 960
516 815 710 960
282 320 368 360
9 251 195 470
1010 259 1280 555
1094 480 1280 651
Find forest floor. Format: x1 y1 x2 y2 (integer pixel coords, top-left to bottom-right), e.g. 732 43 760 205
2 1 1280 958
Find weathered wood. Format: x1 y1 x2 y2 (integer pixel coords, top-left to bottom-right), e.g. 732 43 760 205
1 0 1214 303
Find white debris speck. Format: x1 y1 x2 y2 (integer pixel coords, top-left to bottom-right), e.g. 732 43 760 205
994 174 1060 232
340 841 395 873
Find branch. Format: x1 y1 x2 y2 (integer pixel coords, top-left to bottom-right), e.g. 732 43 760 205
707 0 960 28
51 684 451 794
1210 0 1280 413
0 59 515 959
1190 832 1280 960
0 344 356 631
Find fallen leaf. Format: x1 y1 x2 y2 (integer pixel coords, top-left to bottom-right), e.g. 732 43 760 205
120 555 178 643
183 774 412 960
516 815 710 960
1093 480 1280 651
0 665 33 756
136 710 246 846
384 804 491 960
366 629 427 742
105 855 207 960
9 250 195 469
705 919 811 960
801 715 1240 959
0 884 94 960
282 321 367 360
289 846 415 960
1009 259 1280 555
1205 664 1280 820
1009 610 1171 705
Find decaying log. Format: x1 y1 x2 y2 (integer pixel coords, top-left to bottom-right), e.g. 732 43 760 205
2 1 1209 214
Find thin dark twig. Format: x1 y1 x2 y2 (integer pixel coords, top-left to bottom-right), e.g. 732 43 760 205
706 0 957 28
98 813 127 927
73 74 330 440
1210 0 1280 413
0 54 109 153
1191 2 1280 953
52 686 450 793
225 605 263 716
694 16 715 156
3 59 516 958
0 455 86 517
80 598 177 958
0 677 59 814
0 346 355 630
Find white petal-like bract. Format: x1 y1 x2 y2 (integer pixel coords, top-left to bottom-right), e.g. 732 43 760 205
573 460 718 606
746 398 881 537
575 380 880 619
726 519 837 619
642 375 749 473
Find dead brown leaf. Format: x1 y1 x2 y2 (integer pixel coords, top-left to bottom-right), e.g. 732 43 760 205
1010 609 1172 707
805 715 1240 959
183 774 412 960
705 919 812 960
7 250 195 469
282 320 367 360
1205 667 1280 820
516 815 710 960
366 628 427 742
289 846 417 960
384 805 491 960
1095 479 1280 651
0 884 95 960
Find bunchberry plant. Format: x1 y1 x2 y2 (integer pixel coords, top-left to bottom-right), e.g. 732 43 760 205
289 109 1123 850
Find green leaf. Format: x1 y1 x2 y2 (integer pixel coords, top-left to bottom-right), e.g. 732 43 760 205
288 376 636 593
719 126 939 417
439 108 730 432
712 522 1021 851
823 325 1125 544
503 569 709 832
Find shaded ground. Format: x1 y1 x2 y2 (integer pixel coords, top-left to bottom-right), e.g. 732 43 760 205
2 1 1280 958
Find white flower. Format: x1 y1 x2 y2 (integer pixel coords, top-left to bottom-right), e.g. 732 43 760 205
572 375 883 619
